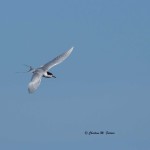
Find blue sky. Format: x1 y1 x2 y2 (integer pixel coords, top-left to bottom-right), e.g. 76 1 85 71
0 0 150 149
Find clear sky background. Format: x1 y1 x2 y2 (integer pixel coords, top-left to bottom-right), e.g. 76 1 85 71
0 0 150 149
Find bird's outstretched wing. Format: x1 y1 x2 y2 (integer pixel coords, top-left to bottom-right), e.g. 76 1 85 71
28 71 43 93
42 47 74 71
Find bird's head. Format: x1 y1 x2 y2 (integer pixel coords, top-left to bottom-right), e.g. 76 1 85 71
47 72 56 78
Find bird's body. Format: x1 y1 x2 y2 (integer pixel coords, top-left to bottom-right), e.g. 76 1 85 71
27 47 74 93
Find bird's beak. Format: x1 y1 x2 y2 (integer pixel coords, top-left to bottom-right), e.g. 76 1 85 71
52 75 56 78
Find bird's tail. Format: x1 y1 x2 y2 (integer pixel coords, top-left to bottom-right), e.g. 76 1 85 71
16 64 35 73
23 64 35 72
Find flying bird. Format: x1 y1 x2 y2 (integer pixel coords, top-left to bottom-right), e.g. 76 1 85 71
27 47 74 93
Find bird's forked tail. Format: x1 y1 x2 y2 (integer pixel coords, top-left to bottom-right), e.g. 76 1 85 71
23 64 35 73
16 64 35 73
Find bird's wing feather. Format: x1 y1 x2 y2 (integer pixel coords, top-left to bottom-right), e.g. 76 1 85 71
42 47 74 71
28 71 43 93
